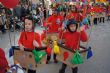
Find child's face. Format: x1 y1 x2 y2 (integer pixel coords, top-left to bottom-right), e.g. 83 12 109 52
69 24 76 32
52 9 57 16
25 19 33 31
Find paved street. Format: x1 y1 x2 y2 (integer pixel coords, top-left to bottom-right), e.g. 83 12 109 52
0 21 110 73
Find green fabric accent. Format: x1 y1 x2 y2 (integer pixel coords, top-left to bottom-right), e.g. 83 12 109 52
32 50 46 63
71 50 84 64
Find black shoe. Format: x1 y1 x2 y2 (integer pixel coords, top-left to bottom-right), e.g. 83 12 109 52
59 69 65 73
2 31 6 34
46 60 49 64
28 69 36 73
72 67 78 73
54 60 58 63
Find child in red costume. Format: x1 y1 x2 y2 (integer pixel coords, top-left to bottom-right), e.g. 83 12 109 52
18 16 42 50
59 19 88 73
107 5 110 21
0 48 9 73
18 16 41 73
46 8 64 33
45 8 64 64
67 6 83 22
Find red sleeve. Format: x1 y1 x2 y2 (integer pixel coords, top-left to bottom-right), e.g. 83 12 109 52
59 29 67 39
93 7 98 13
76 13 83 22
46 16 53 27
35 33 42 47
82 6 87 17
47 16 52 23
18 32 24 46
59 30 64 39
87 8 92 13
80 30 88 42
0 48 8 68
41 30 46 41
43 21 47 27
67 13 73 19
80 14 84 21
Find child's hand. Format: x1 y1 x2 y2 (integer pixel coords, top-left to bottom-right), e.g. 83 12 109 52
58 27 64 31
77 25 85 32
14 60 19 64
19 44 24 51
33 40 40 47
80 25 85 31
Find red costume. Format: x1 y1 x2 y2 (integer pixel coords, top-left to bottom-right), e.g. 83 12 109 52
18 31 42 50
67 12 83 22
0 48 9 73
60 30 88 50
47 15 64 33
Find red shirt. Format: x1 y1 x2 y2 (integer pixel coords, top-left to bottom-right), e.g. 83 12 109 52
109 6 110 12
41 30 46 41
60 30 88 50
67 12 83 22
67 12 77 20
18 31 42 50
108 6 110 15
93 6 100 13
47 15 64 33
102 7 105 12
0 48 9 73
